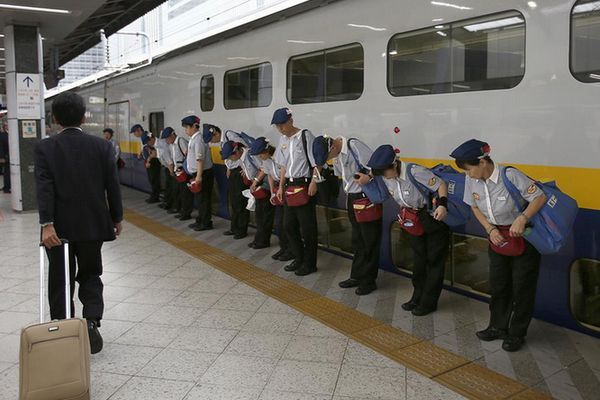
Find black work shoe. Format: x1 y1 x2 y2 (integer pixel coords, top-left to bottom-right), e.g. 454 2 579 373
271 249 284 260
401 301 418 311
233 233 247 240
174 214 181 218
158 203 168 209
188 223 200 229
247 241 256 248
502 336 525 352
146 198 160 204
87 319 103 354
284 260 302 272
252 243 270 250
277 252 295 262
223 230 235 236
476 327 507 342
355 282 377 295
295 267 317 276
167 209 179 214
179 215 192 221
411 306 436 316
338 278 360 289
194 224 213 232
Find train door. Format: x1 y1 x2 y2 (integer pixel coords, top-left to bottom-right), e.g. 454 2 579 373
107 101 132 185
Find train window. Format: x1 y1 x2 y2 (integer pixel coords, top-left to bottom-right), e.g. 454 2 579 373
388 11 525 96
224 62 272 109
451 234 490 296
201 75 214 111
287 43 364 104
570 259 600 332
148 112 164 137
571 1 600 82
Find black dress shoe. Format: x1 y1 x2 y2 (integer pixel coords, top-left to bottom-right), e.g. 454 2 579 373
174 214 181 218
233 233 247 240
271 249 284 260
158 203 168 209
284 260 302 272
146 198 160 204
355 282 376 295
338 278 360 289
252 243 269 250
194 224 213 232
223 230 235 236
476 327 507 342
295 267 317 276
189 223 200 229
277 252 295 262
87 319 103 354
247 241 256 248
179 215 192 221
167 209 179 214
401 301 418 311
502 336 525 352
411 306 436 316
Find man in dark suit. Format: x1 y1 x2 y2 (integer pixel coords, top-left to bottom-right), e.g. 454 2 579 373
34 92 123 354
0 119 10 193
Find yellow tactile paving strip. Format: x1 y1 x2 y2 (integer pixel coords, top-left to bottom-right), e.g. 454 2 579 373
124 209 553 400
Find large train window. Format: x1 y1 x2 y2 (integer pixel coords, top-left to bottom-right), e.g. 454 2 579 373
148 112 164 137
201 75 214 111
571 1 600 82
387 10 525 96
224 62 272 109
570 259 600 332
287 43 364 104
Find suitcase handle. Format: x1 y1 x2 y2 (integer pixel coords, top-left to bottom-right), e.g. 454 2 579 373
39 239 71 323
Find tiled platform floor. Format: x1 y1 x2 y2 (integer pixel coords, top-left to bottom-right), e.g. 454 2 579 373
0 186 598 399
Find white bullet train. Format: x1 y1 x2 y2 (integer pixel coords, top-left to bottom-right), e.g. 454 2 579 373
45 0 600 337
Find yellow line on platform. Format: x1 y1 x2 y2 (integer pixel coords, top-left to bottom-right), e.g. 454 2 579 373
124 208 552 400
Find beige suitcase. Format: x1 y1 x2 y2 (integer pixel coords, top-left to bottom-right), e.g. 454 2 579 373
19 242 90 400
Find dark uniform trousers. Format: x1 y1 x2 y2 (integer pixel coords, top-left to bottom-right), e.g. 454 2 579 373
274 205 289 252
284 182 318 270
179 177 194 218
146 158 161 201
195 167 214 227
46 241 104 321
407 209 450 310
488 241 541 337
170 174 181 211
162 166 176 208
254 196 275 246
347 193 382 286
229 168 249 236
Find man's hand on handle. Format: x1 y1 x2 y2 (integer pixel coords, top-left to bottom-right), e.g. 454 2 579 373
42 225 61 248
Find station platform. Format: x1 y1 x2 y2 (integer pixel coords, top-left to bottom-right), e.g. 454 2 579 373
0 187 598 400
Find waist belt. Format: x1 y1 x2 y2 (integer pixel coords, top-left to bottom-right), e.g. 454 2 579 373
285 177 310 185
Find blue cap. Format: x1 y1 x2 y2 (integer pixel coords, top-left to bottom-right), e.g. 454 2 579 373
130 124 143 133
367 145 397 170
271 108 292 124
249 137 270 156
220 141 239 159
312 136 331 166
160 127 175 139
449 139 490 160
141 132 154 145
202 123 219 143
181 115 200 127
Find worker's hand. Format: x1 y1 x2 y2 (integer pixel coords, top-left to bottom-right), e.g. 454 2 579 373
308 180 318 197
42 225 61 248
489 228 506 247
433 206 447 221
114 222 123 236
354 172 371 186
509 215 527 237
277 186 284 202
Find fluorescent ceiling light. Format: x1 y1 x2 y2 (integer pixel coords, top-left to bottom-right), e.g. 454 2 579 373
463 17 523 32
0 34 4 37
436 31 448 37
0 48 4 51
347 24 387 32
434 25 445 29
589 73 600 80
0 4 72 14
389 50 398 55
431 1 473 11
432 18 444 22
527 1 537 8
287 40 325 44
573 1 600 14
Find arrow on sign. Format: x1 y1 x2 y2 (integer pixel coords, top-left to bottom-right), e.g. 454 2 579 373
23 76 34 88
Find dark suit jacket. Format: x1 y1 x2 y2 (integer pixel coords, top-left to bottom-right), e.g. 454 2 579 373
0 131 8 159
34 127 123 242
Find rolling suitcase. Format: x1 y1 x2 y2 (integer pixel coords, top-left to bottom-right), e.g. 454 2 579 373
19 241 90 400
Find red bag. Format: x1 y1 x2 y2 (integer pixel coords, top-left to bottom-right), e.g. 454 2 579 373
188 180 202 193
117 158 125 169
242 175 253 187
251 187 270 200
489 226 526 256
175 169 188 183
353 198 382 223
285 185 310 207
398 208 425 236
270 184 284 206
